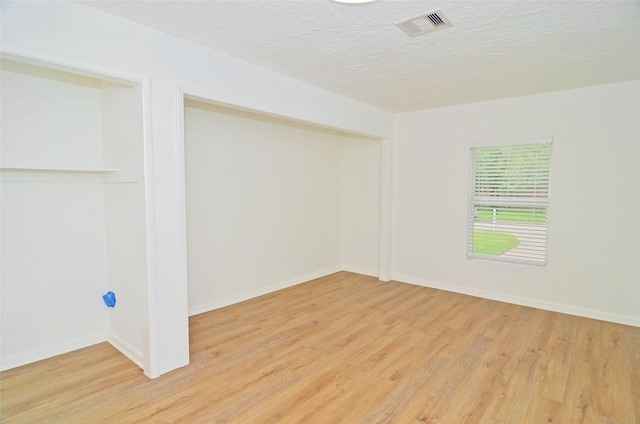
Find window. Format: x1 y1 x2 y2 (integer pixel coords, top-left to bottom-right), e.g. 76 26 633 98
467 138 552 266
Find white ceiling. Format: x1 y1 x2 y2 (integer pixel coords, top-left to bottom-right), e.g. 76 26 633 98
80 0 640 113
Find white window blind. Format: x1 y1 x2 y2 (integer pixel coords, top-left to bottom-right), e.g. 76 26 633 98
468 139 552 266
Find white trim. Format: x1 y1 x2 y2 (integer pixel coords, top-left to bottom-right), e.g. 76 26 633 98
107 333 144 369
0 166 120 173
137 78 158 378
188 267 341 317
0 47 146 86
0 333 107 372
378 138 393 282
180 85 385 140
471 137 553 148
465 255 547 269
175 86 191 372
342 266 379 278
392 274 640 328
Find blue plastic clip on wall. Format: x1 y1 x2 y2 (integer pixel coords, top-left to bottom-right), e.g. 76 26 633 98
103 291 117 308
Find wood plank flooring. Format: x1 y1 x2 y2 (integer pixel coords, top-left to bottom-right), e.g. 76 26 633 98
2 272 638 423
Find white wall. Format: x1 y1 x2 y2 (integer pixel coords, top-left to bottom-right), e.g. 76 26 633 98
393 80 640 326
1 183 110 368
341 137 382 277
0 60 104 168
0 64 110 369
102 85 146 366
103 183 144 365
1 0 393 376
184 101 343 314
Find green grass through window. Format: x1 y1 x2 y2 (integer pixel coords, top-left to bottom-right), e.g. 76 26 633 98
472 230 520 255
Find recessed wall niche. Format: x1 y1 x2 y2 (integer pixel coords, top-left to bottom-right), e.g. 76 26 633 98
0 56 148 371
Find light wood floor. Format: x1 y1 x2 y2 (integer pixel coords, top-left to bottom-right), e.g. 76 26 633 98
2 272 638 423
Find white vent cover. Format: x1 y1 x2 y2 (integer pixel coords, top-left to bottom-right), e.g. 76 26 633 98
396 10 452 38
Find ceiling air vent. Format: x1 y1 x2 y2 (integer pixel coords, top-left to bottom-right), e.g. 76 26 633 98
396 10 452 38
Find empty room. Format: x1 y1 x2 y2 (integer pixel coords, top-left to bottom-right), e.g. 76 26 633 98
1 1 638 423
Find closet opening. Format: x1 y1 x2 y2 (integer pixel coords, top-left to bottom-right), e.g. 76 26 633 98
181 96 383 345
1 55 149 373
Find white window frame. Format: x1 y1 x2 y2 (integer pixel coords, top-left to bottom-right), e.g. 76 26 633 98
467 138 553 266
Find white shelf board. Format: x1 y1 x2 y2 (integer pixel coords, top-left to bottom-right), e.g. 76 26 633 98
0 166 120 173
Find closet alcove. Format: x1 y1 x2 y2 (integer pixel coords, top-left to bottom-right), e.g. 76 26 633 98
182 97 382 318
0 56 147 371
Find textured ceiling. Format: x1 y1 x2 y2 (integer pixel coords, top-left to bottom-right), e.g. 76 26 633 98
79 0 640 113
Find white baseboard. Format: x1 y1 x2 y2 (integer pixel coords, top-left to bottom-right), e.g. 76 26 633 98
0 332 107 372
107 332 144 369
392 274 640 328
341 265 379 278
188 266 342 316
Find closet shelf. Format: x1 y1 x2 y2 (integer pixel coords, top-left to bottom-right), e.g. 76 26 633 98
1 166 120 173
